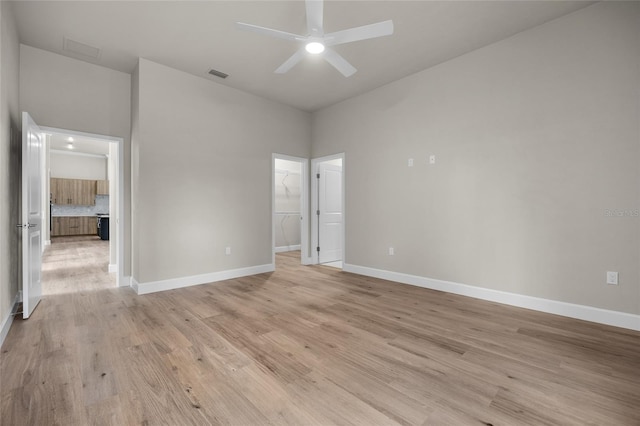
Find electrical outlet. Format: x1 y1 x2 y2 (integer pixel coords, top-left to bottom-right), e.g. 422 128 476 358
408 158 414 167
225 247 231 255
429 155 436 164
388 247 395 256
606 271 618 285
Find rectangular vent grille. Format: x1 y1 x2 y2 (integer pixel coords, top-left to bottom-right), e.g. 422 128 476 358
63 37 101 59
208 69 229 79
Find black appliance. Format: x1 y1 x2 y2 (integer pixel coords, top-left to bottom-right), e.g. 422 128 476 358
97 215 109 240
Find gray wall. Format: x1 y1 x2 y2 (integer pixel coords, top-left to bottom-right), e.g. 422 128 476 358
0 1 20 335
133 59 311 283
19 45 132 276
312 2 640 315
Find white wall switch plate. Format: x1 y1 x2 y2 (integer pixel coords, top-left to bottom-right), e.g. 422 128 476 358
429 155 436 164
408 158 414 167
606 271 618 285
388 247 395 256
225 247 231 255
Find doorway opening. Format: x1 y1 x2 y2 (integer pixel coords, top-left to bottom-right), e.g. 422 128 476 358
41 126 124 293
311 153 344 268
272 154 309 268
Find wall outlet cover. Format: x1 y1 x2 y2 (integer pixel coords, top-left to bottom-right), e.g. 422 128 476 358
606 271 618 285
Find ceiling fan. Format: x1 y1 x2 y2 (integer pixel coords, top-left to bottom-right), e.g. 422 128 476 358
235 0 393 77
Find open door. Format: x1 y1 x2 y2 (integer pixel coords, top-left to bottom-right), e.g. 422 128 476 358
20 112 44 319
317 161 343 264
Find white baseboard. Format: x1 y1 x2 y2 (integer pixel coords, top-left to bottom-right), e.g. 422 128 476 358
133 263 275 295
0 292 21 348
108 263 117 273
130 276 139 293
343 263 640 331
44 240 51 246
274 245 301 253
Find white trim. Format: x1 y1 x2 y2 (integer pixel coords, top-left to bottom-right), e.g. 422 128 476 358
130 276 139 293
274 244 301 253
343 263 640 331
40 126 125 288
133 264 275 295
44 240 51 246
108 264 117 273
0 293 21 348
272 154 309 266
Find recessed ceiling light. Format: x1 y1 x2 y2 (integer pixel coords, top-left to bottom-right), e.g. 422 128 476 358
67 142 74 149
67 137 74 142
305 42 325 54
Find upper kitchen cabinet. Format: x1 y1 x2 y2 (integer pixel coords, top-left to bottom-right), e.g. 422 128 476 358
96 180 109 195
51 178 97 205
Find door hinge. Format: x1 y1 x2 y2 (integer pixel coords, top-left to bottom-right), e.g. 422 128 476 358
316 173 320 179
316 246 320 252
316 210 320 216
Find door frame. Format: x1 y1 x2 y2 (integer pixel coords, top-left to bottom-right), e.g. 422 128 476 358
41 125 126 288
311 153 345 266
272 153 310 266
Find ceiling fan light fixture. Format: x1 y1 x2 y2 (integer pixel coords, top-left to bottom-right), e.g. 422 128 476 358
305 41 325 54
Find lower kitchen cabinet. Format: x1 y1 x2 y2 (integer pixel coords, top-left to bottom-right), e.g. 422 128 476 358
52 216 98 237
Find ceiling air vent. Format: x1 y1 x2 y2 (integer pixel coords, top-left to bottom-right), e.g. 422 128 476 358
208 69 229 79
63 37 101 59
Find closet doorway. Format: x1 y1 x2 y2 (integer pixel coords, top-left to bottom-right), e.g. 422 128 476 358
272 154 309 267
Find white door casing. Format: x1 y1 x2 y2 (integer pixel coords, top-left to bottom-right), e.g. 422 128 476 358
21 112 44 319
317 162 343 264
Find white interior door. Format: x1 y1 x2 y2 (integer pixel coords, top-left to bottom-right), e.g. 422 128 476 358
21 112 44 319
318 162 342 264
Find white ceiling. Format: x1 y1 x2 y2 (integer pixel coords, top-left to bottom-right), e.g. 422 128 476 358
11 1 595 112
49 133 110 156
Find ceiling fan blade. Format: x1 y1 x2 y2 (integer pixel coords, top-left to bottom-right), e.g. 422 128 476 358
235 22 304 42
323 48 357 77
275 49 306 74
325 20 394 46
306 0 324 36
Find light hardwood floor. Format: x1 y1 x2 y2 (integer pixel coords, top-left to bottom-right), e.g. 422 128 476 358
1 250 639 425
42 235 115 295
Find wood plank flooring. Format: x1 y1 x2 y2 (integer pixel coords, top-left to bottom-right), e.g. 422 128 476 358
42 235 115 295
1 250 639 425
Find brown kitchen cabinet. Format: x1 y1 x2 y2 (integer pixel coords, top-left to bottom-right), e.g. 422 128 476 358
51 216 98 236
96 180 109 195
50 178 97 205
